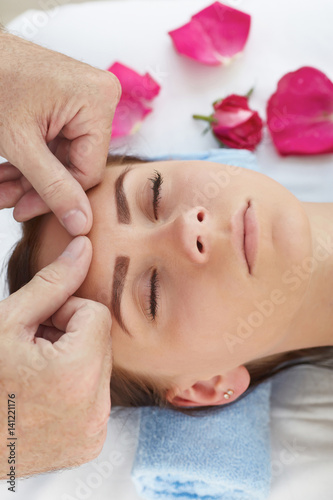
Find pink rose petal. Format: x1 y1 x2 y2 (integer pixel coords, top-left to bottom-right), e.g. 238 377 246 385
168 1 251 66
192 2 251 58
168 21 223 66
107 62 161 137
267 66 333 156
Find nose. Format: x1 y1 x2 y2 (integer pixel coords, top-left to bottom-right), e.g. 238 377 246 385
164 206 212 264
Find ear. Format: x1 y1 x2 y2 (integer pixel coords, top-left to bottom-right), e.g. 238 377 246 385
165 366 250 408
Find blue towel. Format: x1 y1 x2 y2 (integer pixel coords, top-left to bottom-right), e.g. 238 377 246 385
151 147 261 172
131 381 272 500
131 149 271 500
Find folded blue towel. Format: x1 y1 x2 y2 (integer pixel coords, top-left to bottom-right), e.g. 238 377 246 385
131 381 272 500
131 149 272 500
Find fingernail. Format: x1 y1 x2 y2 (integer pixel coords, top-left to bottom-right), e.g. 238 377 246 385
62 210 87 236
61 237 86 259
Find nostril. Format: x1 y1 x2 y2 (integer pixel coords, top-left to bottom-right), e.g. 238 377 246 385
197 211 204 222
197 239 203 253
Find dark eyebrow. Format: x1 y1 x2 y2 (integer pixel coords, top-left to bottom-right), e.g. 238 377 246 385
115 166 133 224
110 256 133 338
111 165 136 338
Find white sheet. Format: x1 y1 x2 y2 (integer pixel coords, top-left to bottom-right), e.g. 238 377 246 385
1 0 333 498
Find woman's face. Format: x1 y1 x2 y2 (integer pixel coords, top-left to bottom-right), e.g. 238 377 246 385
37 159 311 392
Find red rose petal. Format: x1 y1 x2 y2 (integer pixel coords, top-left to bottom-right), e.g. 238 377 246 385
214 94 250 111
213 108 254 128
111 98 152 137
192 2 251 58
168 21 222 66
267 66 333 155
107 62 161 137
168 1 251 66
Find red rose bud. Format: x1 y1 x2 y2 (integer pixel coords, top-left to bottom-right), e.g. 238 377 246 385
267 66 333 156
107 62 161 137
193 91 263 151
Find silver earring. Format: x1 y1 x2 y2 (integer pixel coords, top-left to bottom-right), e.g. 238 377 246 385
223 389 234 400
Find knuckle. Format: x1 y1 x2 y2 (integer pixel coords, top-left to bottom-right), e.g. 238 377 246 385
92 168 104 185
95 303 112 331
86 443 103 463
93 300 110 316
82 168 104 189
85 428 107 461
35 267 62 287
104 71 122 102
85 300 111 322
40 178 66 201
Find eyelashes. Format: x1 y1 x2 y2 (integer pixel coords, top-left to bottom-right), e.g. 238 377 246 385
147 170 163 321
149 170 163 220
147 268 159 321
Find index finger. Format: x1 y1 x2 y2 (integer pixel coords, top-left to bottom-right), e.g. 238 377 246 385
49 296 112 359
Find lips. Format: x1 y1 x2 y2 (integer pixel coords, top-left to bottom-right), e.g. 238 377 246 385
243 202 258 274
231 201 258 275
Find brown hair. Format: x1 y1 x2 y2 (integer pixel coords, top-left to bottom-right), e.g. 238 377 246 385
7 153 333 416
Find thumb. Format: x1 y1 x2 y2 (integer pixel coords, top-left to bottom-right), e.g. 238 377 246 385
15 138 93 236
9 236 92 335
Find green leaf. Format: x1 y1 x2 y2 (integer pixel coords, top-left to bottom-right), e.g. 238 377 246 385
202 125 211 136
212 98 223 106
244 87 254 99
215 137 232 149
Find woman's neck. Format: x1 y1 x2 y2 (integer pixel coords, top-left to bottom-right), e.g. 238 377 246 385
270 201 333 355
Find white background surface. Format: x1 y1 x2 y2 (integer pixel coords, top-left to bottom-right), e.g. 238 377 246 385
0 0 333 499
0 0 114 26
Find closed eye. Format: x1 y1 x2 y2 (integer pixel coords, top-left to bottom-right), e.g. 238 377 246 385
149 170 163 220
146 170 163 321
147 268 160 321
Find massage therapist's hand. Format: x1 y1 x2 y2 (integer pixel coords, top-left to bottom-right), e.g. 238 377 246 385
0 237 113 478
0 29 121 236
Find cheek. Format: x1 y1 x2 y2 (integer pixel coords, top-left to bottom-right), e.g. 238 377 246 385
170 274 225 347
181 174 224 208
